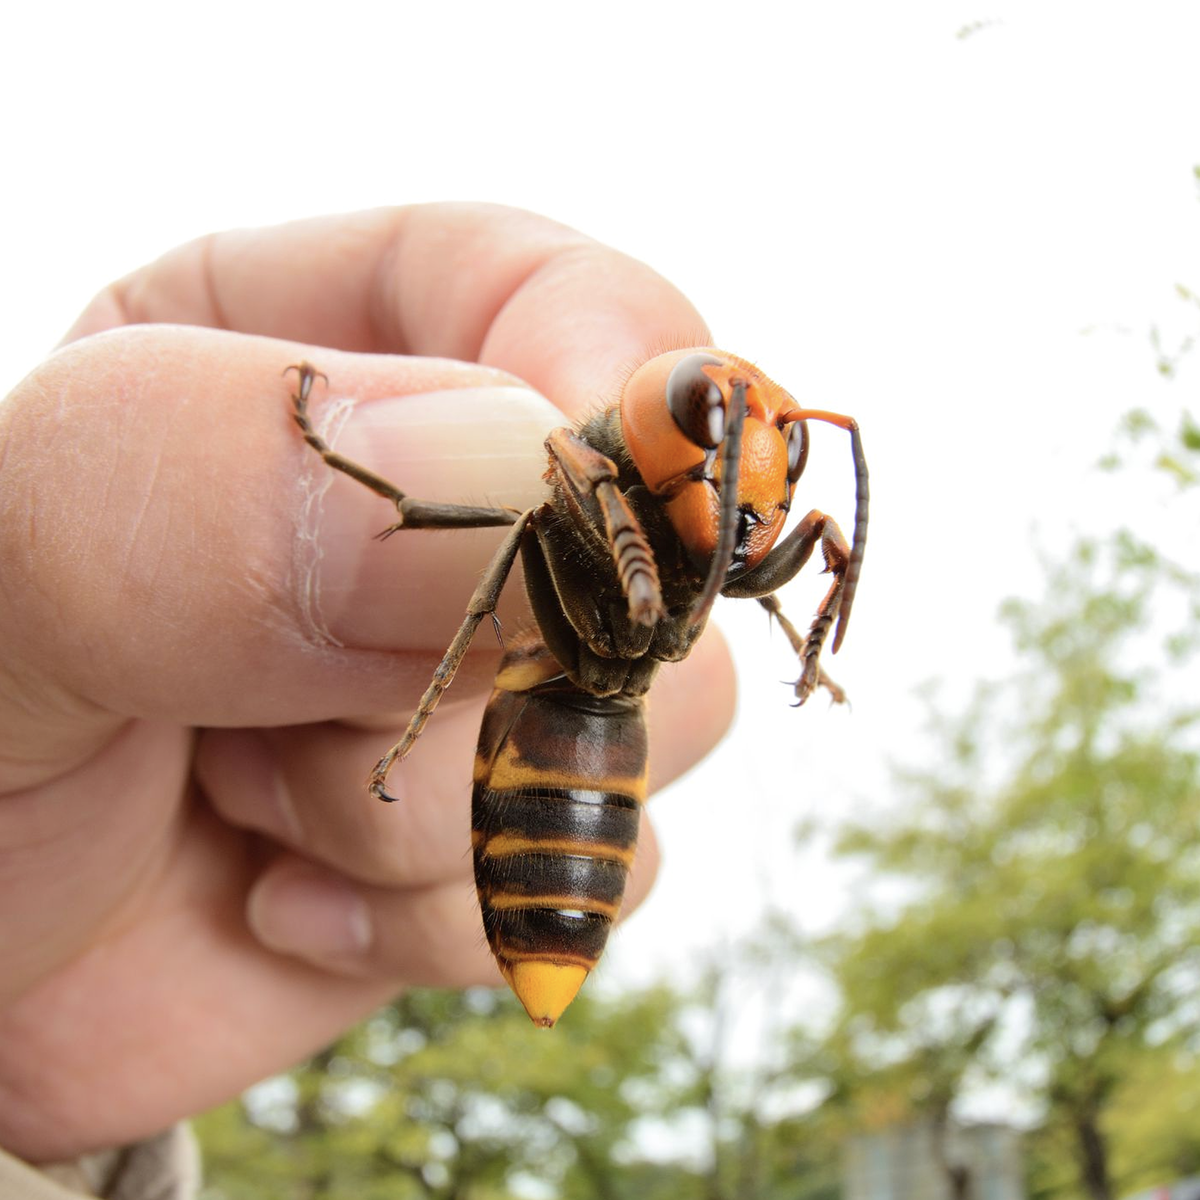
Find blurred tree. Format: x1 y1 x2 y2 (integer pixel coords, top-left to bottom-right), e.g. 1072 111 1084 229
819 457 1200 1200
814 1015 996 1200
1098 1042 1200 1193
197 984 691 1200
196 933 844 1200
667 918 841 1200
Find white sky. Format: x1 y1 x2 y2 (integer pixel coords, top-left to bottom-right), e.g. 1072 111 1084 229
4 2 1199 1075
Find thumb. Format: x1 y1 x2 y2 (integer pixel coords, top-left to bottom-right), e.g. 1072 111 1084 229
0 324 558 793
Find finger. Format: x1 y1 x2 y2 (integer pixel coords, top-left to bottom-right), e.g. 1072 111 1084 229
241 814 660 987
0 801 490 1160
245 858 502 988
0 326 557 791
196 629 736 890
63 203 712 419
0 816 661 1160
0 719 192 1006
196 699 487 892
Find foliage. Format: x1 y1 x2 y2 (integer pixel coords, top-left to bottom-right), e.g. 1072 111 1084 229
817 410 1200 1199
196 949 843 1200
197 984 689 1200
196 503 1200 1198
1104 1043 1200 1192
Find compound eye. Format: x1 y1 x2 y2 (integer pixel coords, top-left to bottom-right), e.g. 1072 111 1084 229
786 418 810 483
666 353 726 449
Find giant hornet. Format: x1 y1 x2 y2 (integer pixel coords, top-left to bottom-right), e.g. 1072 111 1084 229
286 351 868 1026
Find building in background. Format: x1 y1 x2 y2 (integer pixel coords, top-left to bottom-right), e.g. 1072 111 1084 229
842 1121 1024 1200
1122 1179 1200 1200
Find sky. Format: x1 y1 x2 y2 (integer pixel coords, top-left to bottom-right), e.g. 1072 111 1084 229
4 1 1199 1094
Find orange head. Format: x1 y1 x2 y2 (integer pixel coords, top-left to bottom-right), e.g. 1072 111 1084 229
619 350 810 574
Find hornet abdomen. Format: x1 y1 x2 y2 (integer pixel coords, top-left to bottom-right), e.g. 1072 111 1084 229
471 637 649 1026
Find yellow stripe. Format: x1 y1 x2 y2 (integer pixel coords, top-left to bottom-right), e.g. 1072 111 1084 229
475 832 637 867
493 655 563 693
486 744 648 798
484 893 620 918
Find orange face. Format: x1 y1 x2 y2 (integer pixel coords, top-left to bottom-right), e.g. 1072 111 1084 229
619 349 806 571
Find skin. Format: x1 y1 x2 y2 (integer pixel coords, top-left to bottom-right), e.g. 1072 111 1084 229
0 205 736 1162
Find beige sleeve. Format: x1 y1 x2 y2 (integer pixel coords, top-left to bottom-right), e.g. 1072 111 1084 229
0 1126 199 1200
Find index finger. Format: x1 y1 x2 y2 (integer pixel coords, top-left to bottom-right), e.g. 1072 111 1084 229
64 204 713 418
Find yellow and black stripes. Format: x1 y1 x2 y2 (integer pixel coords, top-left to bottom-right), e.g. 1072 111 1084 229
472 638 648 999
473 788 640 966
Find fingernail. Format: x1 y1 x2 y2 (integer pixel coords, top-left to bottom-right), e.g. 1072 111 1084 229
295 387 558 651
248 866 374 963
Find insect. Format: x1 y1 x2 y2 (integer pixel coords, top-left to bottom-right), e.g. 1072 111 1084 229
286 351 868 1026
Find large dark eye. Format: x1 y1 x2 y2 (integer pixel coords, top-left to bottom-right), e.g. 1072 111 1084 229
667 353 725 448
785 419 810 483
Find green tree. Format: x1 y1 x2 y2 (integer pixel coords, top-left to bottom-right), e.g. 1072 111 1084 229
197 984 697 1200
1105 1042 1200 1191
665 920 842 1200
196 935 845 1200
819 445 1200 1200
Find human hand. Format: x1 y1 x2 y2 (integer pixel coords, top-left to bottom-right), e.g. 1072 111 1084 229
0 205 736 1161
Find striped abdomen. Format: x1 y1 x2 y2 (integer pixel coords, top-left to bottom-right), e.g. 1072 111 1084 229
472 638 648 1026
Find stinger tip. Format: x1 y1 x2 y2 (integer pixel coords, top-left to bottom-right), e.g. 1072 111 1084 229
501 960 589 1027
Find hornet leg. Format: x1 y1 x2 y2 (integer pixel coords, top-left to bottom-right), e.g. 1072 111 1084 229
369 510 537 801
544 428 666 627
286 362 520 531
724 509 852 704
757 593 848 706
284 363 536 799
